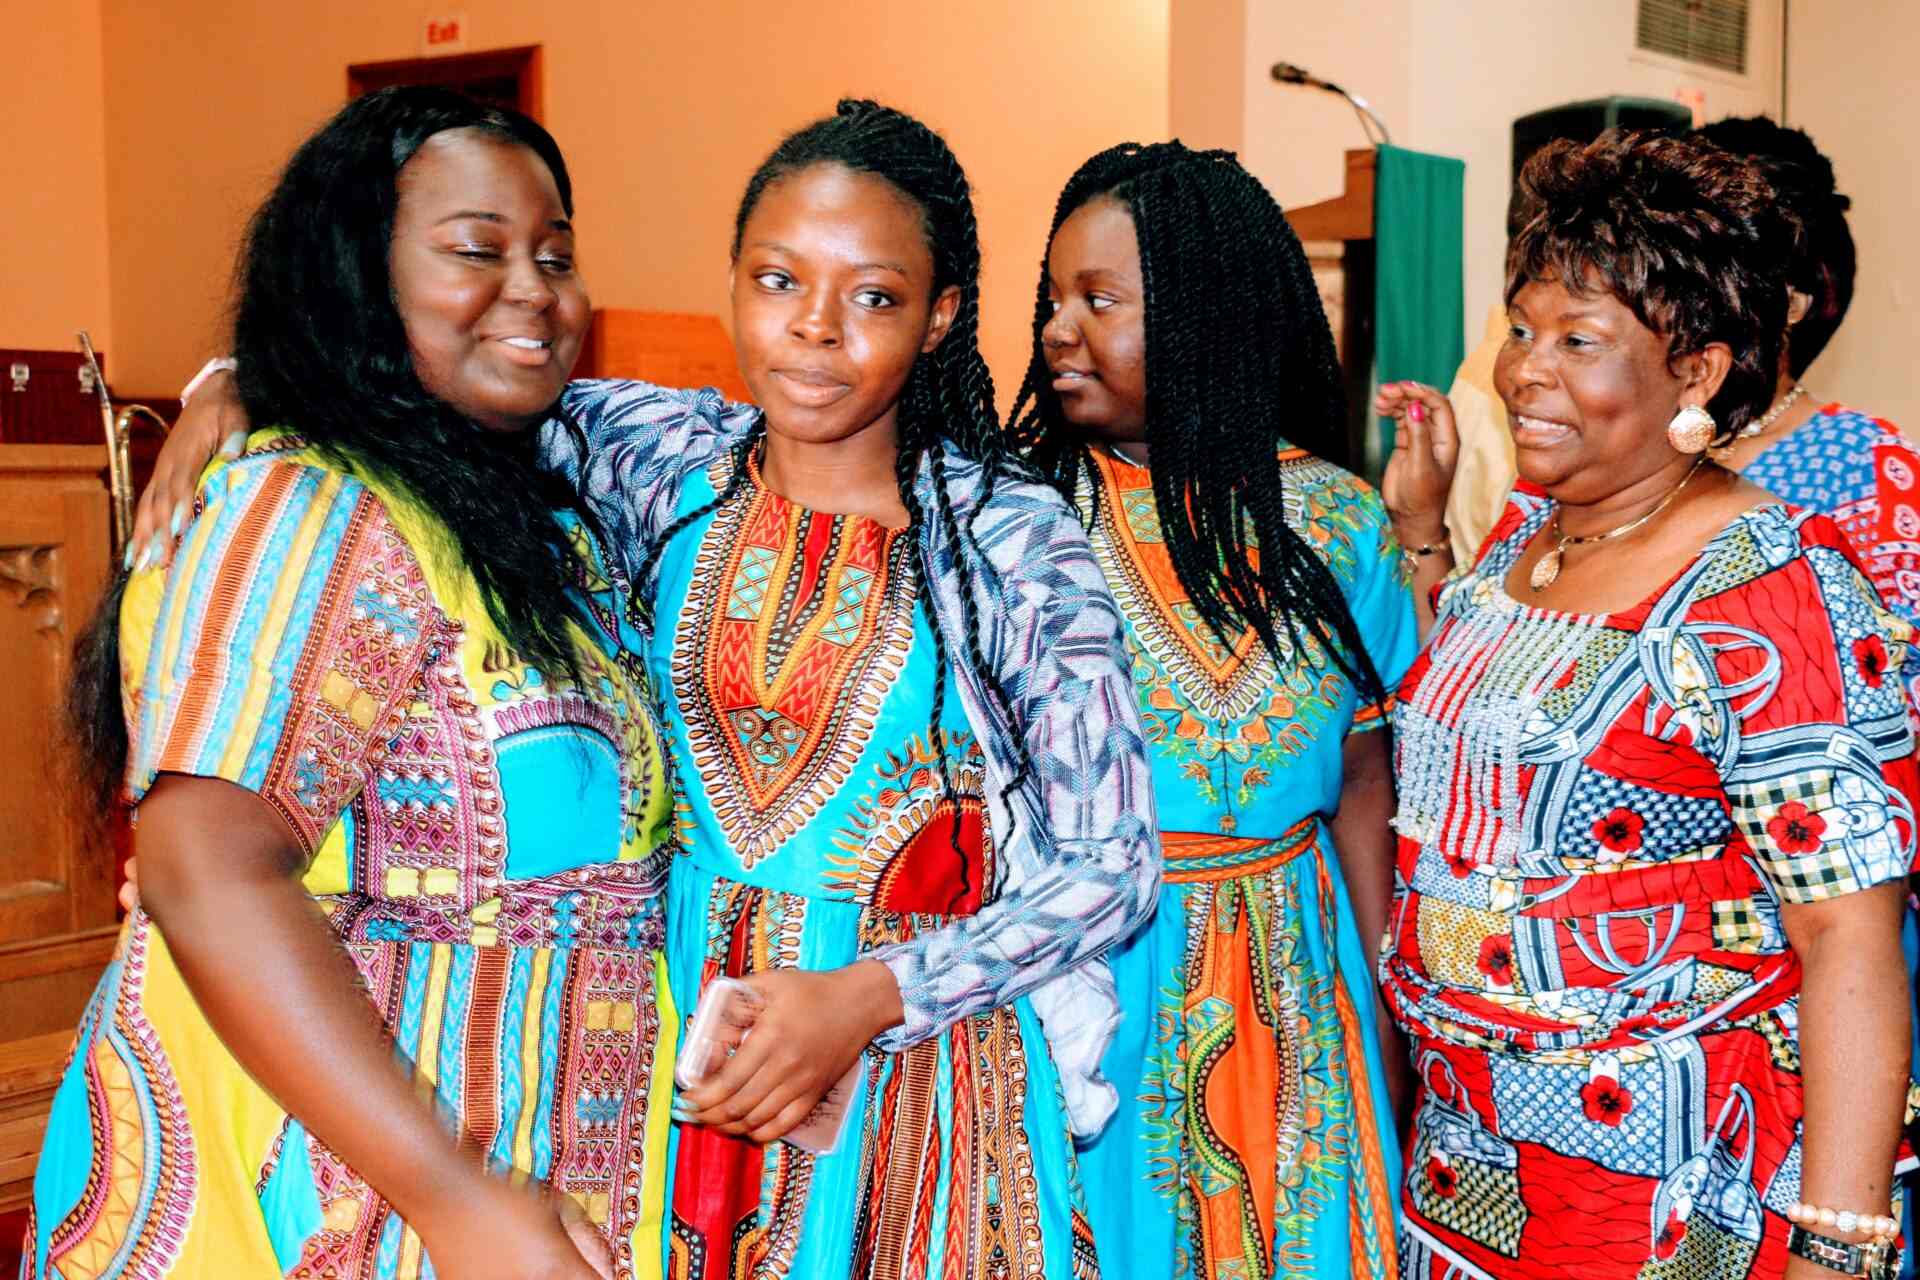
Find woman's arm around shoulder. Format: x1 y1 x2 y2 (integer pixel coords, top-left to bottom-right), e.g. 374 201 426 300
867 472 1162 1050
537 380 759 588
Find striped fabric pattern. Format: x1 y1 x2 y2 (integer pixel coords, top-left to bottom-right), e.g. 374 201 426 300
25 440 677 1280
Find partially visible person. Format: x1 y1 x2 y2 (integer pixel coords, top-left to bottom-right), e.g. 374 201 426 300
1695 115 1920 713
26 88 675 1279
1379 131 1918 1280
1440 306 1517 562
1010 142 1416 1280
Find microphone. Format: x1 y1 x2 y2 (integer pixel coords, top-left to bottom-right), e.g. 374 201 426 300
1269 60 1391 145
1270 61 1333 90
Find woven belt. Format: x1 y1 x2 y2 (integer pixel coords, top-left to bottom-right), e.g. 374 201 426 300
1161 816 1320 884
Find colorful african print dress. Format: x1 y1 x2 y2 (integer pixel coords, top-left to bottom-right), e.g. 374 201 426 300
1074 449 1417 1280
1384 488 1920 1280
1742 405 1920 710
652 454 1097 1280
24 437 677 1280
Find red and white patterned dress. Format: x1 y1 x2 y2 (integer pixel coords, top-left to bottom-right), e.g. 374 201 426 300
1384 487 1920 1279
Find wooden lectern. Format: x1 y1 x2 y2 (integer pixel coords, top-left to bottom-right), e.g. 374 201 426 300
1285 149 1376 474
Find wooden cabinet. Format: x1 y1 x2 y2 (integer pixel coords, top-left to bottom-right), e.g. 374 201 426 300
0 349 104 446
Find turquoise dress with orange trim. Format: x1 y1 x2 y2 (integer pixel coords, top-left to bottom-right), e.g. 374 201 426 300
1073 448 1418 1280
23 437 677 1280
652 454 1098 1280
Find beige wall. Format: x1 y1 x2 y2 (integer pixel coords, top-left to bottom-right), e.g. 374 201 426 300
1 0 113 354
1204 1 1782 340
93 0 1167 398
1787 0 1919 429
1170 0 1246 151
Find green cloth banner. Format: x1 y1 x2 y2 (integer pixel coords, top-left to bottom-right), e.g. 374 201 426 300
1372 144 1466 473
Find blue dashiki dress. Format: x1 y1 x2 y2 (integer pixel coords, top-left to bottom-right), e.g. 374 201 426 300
654 452 1092 1278
539 380 1163 1280
1074 447 1418 1280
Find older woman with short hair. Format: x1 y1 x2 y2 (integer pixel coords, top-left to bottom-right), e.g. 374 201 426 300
1377 132 1918 1280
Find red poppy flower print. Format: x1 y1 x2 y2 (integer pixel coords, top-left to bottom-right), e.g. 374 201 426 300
1580 1075 1634 1126
1854 635 1891 688
1426 1156 1458 1197
1477 934 1516 987
1654 1210 1688 1260
1767 801 1827 854
1590 807 1644 861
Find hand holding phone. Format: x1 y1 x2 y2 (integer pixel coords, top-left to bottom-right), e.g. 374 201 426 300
675 967 898 1159
674 977 763 1093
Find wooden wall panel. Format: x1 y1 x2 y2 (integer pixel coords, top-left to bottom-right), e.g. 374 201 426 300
0 445 117 997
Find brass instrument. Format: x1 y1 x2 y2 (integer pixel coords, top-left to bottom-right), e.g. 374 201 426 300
76 332 169 561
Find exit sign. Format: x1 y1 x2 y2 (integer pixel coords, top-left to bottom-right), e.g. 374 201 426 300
422 13 468 55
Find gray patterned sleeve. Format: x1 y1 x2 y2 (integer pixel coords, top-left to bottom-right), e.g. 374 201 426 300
867 480 1161 1052
541 379 751 585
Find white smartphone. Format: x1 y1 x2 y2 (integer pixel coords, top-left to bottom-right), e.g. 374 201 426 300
674 976 861 1155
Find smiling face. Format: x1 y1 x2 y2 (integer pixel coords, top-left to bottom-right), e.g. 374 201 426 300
729 163 957 449
1041 196 1149 446
1496 274 1727 502
388 128 588 433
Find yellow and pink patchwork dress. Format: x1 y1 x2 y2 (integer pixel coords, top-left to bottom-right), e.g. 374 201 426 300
23 436 676 1279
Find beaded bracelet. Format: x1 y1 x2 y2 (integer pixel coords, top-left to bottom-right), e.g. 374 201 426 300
1787 1201 1899 1239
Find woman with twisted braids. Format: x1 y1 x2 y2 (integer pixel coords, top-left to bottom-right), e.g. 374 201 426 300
1008 141 1417 1280
152 100 1159 1280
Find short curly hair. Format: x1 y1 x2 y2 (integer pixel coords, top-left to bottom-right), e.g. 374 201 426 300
1506 130 1799 442
1694 115 1854 378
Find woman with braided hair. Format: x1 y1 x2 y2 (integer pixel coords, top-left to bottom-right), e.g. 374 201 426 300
142 100 1159 1279
1008 141 1416 1280
548 101 1157 1279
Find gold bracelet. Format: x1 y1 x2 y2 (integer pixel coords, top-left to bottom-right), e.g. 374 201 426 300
1400 531 1452 578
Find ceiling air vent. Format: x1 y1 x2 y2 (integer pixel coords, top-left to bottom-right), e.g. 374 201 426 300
1636 0 1749 75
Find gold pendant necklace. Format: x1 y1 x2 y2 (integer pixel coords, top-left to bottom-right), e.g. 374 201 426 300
1529 455 1710 592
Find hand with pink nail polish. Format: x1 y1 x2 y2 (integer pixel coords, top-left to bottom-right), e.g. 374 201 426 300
1375 379 1459 550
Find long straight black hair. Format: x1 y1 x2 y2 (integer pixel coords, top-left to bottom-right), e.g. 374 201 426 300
1009 141 1388 711
70 86 602 811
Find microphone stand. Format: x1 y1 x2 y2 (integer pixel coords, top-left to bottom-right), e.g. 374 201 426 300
1270 63 1392 147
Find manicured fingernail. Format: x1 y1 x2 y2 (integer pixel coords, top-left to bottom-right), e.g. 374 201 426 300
221 431 247 458
133 543 152 573
670 1105 693 1122
1409 402 1425 423
170 503 186 537
123 543 136 572
148 534 167 566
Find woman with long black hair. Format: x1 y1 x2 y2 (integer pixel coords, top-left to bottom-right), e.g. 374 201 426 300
1009 141 1416 1280
29 88 673 1279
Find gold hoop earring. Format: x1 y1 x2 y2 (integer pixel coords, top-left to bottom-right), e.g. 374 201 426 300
1666 405 1715 455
